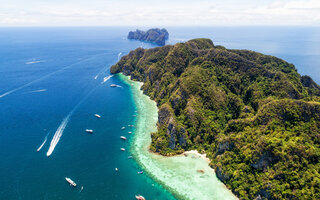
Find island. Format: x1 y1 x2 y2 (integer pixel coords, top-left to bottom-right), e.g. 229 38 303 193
111 38 320 200
127 28 169 46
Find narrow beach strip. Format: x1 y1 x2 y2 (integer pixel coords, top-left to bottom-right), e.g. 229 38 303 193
119 74 237 200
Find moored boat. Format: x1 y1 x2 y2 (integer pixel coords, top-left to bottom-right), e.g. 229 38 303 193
65 177 77 187
85 129 93 133
120 136 127 140
94 114 101 118
110 84 117 87
120 148 125 151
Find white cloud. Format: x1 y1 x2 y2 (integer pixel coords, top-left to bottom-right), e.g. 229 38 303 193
0 0 319 26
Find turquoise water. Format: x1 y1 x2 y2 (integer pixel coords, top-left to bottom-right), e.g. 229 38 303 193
0 27 175 200
0 27 320 200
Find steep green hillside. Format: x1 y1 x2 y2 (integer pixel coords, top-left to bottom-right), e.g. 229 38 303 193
111 39 320 200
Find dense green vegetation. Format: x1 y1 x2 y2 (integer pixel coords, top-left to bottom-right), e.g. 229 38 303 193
111 38 320 200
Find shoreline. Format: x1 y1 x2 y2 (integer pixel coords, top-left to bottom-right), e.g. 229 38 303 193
118 73 238 200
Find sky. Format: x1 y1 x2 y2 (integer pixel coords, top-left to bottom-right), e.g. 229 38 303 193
0 0 319 26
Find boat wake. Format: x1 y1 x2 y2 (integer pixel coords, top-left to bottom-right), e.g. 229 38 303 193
26 60 43 65
0 54 107 99
23 89 47 94
118 52 122 60
102 75 113 84
46 74 113 157
46 115 71 156
37 132 50 152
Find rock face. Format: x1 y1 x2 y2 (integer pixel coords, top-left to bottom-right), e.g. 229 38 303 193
127 28 169 46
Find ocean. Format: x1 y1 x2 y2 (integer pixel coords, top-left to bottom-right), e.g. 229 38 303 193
0 26 319 200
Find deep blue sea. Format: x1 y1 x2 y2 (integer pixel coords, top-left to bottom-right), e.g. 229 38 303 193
0 26 319 200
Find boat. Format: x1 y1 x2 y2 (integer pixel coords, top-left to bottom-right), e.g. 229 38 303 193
110 84 117 87
120 148 125 151
94 114 101 118
115 168 118 171
120 136 127 140
135 195 145 200
128 125 134 127
128 156 133 159
128 132 132 134
137 171 143 174
65 177 77 187
121 127 125 130
85 129 93 133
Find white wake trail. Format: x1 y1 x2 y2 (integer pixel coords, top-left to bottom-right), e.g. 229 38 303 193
23 89 47 94
118 52 122 60
46 75 111 157
102 75 113 84
46 115 71 156
37 132 50 152
0 53 107 99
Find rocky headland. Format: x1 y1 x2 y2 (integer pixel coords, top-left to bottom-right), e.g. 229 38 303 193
127 28 169 46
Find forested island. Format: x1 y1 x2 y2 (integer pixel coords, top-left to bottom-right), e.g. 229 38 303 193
127 28 169 46
111 38 320 200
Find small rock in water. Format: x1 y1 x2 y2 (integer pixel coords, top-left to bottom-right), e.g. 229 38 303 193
197 169 205 174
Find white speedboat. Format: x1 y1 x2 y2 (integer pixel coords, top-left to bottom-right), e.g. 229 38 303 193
65 177 77 187
94 114 101 118
120 148 125 151
110 84 117 87
121 127 125 130
85 129 93 133
128 132 132 134
120 136 127 140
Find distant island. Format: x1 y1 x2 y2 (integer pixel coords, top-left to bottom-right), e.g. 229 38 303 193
111 38 320 200
127 28 169 46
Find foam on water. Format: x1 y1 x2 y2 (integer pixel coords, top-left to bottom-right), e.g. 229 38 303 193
46 115 71 157
102 75 113 84
118 52 122 61
25 60 43 65
23 89 47 94
120 74 238 200
37 132 50 152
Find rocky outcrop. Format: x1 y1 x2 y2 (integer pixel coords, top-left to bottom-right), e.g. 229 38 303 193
217 141 234 155
250 152 278 170
216 166 230 182
158 105 187 150
128 28 169 46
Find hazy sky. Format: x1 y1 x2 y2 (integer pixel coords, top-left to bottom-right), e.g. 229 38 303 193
0 0 319 26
